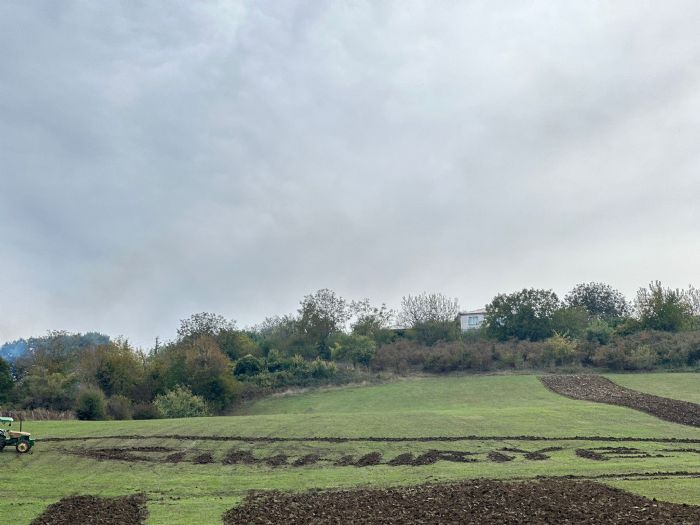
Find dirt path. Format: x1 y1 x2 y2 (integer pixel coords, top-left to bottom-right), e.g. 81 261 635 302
222 479 700 524
540 375 700 428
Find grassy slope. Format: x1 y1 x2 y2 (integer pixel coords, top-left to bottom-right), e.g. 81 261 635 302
608 372 700 403
3 373 700 524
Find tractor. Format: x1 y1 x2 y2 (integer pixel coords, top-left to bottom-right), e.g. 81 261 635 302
0 416 34 453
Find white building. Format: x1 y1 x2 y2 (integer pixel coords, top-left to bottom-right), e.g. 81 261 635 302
459 308 486 331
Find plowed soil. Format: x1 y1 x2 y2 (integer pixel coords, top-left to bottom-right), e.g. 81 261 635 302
576 448 608 461
30 494 147 525
222 479 700 524
540 375 700 427
488 451 514 462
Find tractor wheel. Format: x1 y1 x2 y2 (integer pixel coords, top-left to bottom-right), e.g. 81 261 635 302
0 441 5 452
16 441 30 453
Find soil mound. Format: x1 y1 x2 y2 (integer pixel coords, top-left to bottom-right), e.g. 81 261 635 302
223 450 257 465
540 375 700 427
165 451 185 463
488 451 513 462
31 494 147 525
223 479 700 524
576 448 608 461
387 453 415 466
523 451 549 460
355 452 382 466
193 452 214 464
265 454 288 466
292 454 320 466
334 455 354 466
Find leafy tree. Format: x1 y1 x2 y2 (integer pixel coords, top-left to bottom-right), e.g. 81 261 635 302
349 299 395 339
154 386 208 418
77 339 145 398
149 335 240 413
297 289 350 358
106 395 133 420
543 333 577 366
413 320 460 346
551 306 589 338
398 292 459 326
585 318 614 345
635 281 694 332
485 289 561 341
687 285 700 317
565 282 630 320
18 370 77 411
332 334 377 368
398 293 460 345
0 357 13 402
75 388 107 420
234 354 264 377
217 329 261 360
251 315 306 356
177 312 235 341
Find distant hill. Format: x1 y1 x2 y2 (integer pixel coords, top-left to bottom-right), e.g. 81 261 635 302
0 332 110 363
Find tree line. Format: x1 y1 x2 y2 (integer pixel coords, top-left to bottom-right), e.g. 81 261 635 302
1 281 699 420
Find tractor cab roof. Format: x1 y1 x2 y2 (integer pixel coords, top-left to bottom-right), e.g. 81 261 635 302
0 417 13 424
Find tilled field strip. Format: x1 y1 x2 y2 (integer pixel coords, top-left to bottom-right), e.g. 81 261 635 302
41 434 700 443
30 494 147 525
540 374 700 427
222 479 700 524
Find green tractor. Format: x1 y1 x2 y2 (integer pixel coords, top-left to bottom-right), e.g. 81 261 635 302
0 416 34 453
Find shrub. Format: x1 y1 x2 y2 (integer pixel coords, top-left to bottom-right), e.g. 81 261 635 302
233 354 263 377
75 388 107 420
543 333 577 366
154 386 209 418
107 395 133 420
132 402 161 420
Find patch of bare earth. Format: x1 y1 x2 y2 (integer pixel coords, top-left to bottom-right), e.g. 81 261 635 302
223 479 700 524
31 494 147 525
540 375 700 427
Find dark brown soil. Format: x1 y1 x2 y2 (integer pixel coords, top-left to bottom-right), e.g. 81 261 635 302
292 454 320 466
193 452 214 464
523 451 549 460
537 446 563 453
387 453 415 466
223 450 257 465
576 448 609 461
165 451 185 463
355 452 382 466
30 494 147 525
488 451 514 462
265 454 288 466
418 450 477 465
334 455 355 466
222 479 700 524
540 375 700 427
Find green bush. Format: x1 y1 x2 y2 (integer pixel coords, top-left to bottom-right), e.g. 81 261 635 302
154 386 209 418
75 388 107 420
132 402 161 420
233 354 263 377
107 395 133 420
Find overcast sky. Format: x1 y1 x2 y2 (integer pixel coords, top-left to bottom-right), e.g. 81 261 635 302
1 1 699 348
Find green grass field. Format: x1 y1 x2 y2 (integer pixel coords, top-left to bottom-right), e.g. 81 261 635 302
3 373 700 523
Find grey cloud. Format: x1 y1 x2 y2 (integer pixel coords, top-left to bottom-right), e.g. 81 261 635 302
1 1 700 346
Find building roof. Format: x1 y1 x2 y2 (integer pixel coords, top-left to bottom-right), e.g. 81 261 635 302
459 308 487 316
